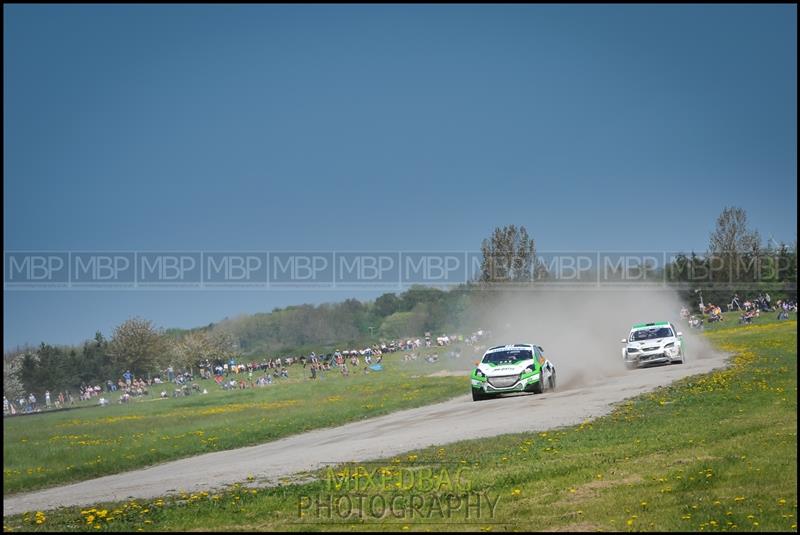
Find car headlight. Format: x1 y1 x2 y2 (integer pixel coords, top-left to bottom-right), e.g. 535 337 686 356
664 342 675 348
627 347 639 353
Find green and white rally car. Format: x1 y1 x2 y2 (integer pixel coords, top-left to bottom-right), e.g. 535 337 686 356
621 322 685 369
470 344 556 401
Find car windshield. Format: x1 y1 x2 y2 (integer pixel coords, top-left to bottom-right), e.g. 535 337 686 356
630 327 673 341
482 349 532 365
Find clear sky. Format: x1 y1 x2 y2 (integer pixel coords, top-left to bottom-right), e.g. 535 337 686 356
4 4 797 349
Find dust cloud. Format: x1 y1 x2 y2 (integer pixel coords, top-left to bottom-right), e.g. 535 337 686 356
443 288 722 391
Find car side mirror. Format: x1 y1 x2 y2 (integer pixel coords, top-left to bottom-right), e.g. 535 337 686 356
621 338 628 343
676 332 683 337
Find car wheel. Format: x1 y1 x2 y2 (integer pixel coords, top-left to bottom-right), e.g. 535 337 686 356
549 370 556 391
472 388 485 401
625 361 637 370
531 376 544 394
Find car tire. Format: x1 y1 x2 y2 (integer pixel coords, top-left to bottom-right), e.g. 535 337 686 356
625 361 637 370
472 388 485 401
549 370 556 391
531 376 544 395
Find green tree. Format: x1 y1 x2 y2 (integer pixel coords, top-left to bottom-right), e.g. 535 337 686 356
374 293 400 317
707 206 761 287
479 224 536 283
3 352 26 399
109 317 168 378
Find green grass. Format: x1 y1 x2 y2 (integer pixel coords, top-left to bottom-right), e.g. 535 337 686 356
3 352 468 495
5 316 796 531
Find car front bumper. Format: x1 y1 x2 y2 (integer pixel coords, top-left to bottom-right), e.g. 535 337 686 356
625 346 680 367
471 373 540 393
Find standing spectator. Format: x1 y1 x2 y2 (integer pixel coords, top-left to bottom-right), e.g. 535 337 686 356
3 396 9 415
123 370 133 387
28 393 37 412
778 301 790 320
45 390 51 409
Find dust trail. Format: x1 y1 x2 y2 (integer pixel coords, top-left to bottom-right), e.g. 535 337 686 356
444 288 721 391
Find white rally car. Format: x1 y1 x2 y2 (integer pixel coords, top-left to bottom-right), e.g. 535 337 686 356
621 322 685 369
470 344 556 401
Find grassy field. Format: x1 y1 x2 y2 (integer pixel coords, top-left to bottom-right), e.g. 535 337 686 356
4 315 796 531
3 350 469 495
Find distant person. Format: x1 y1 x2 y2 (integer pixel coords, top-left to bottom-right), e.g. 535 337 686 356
123 370 133 387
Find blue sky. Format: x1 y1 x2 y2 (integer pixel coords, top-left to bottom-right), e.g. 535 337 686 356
4 4 797 348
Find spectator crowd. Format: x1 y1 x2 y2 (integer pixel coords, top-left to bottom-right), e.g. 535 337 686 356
680 292 796 330
3 329 488 416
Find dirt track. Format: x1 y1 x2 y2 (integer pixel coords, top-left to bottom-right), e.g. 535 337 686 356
3 351 728 516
